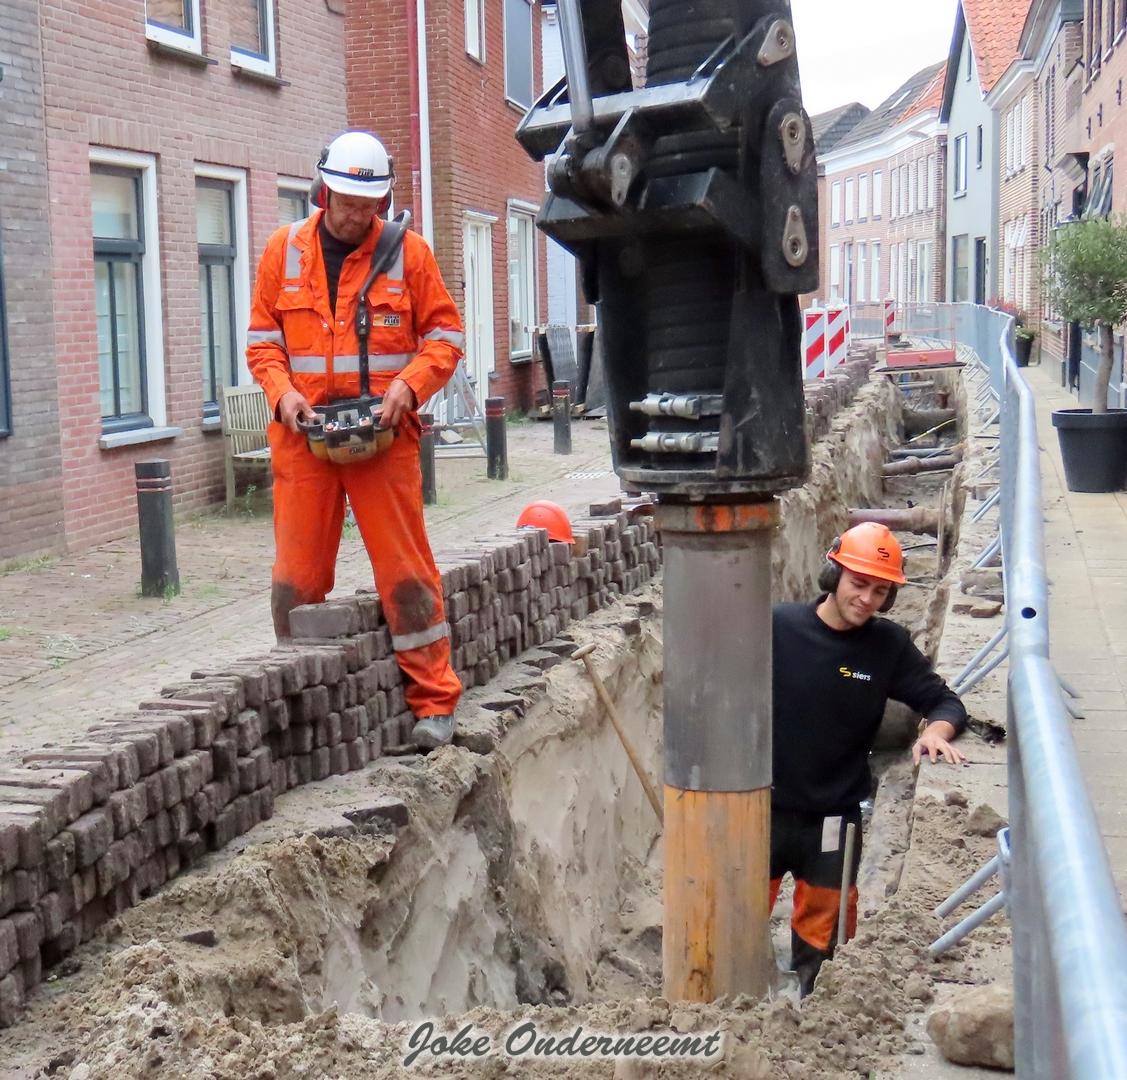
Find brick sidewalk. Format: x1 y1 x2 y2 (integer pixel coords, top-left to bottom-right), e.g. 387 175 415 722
0 420 623 761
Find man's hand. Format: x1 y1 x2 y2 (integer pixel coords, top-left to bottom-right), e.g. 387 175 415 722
278 390 318 434
912 720 967 766
377 378 417 430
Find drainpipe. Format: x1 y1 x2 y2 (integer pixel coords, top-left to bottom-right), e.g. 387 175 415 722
416 0 434 246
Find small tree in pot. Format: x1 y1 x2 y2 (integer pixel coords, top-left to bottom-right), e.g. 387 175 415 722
1042 215 1127 491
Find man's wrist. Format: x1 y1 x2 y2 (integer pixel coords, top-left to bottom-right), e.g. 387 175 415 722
923 719 957 739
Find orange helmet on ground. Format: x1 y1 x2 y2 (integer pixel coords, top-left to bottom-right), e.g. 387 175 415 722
827 522 907 585
517 500 575 544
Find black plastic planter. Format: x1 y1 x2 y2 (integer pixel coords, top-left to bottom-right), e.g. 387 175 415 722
1051 408 1127 492
1014 334 1034 366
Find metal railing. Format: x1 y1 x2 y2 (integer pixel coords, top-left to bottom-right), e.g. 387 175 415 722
883 302 1127 1077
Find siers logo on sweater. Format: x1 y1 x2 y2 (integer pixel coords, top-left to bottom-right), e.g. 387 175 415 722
839 666 873 682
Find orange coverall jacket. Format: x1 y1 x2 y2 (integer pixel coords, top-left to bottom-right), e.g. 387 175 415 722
246 210 465 719
246 210 464 414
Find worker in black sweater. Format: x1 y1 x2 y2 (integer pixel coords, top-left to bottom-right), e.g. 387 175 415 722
772 521 967 996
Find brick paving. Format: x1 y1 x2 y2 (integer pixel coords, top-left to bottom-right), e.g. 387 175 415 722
0 421 622 762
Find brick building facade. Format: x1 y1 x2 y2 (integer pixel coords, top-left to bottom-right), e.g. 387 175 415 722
1029 5 1086 369
992 65 1042 320
814 63 947 314
0 0 66 562
2 0 347 559
346 0 548 416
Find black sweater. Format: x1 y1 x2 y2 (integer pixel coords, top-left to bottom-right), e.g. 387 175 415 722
772 600 967 814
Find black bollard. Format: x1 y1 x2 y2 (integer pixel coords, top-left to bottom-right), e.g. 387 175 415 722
485 396 508 480
419 411 437 505
552 380 572 455
135 460 180 598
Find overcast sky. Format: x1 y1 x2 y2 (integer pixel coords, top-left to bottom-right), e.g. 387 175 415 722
791 0 961 117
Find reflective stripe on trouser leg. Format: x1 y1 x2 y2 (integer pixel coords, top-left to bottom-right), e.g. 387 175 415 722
268 422 347 638
342 422 462 718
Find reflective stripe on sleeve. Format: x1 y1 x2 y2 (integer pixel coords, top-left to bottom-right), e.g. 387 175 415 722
392 622 451 652
248 329 286 347
423 328 465 349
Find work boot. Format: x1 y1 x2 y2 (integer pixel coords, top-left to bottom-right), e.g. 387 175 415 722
411 715 455 750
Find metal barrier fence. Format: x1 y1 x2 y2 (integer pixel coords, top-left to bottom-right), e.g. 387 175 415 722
890 302 1127 1077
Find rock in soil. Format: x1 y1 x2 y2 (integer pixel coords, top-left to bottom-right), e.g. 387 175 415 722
927 983 1015 1069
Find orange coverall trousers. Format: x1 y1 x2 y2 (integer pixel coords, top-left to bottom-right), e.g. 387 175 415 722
269 414 462 719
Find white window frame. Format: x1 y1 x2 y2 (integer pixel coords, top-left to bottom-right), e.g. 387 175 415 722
145 0 202 56
890 171 898 219
507 199 538 360
927 154 937 210
844 177 855 224
230 0 277 77
830 181 842 227
873 170 883 219
858 173 870 221
195 163 252 394
466 0 485 61
870 241 881 300
856 242 868 303
504 0 534 109
829 244 841 296
954 134 968 195
917 160 926 212
277 177 312 225
89 147 169 439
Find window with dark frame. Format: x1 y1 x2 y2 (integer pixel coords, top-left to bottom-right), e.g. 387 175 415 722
197 180 239 417
232 0 269 61
278 189 309 226
92 167 151 433
504 0 533 108
0 228 10 438
976 124 983 168
146 0 192 35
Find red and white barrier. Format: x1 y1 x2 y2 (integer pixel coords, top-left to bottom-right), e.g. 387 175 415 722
883 297 896 345
803 307 826 380
825 302 848 371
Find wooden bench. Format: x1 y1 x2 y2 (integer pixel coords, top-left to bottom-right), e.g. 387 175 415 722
220 384 273 509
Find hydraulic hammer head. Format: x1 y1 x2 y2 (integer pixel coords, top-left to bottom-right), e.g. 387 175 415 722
517 0 818 501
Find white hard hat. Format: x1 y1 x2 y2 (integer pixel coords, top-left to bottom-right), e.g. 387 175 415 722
318 131 393 200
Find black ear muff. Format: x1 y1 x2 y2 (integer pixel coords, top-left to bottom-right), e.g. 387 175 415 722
879 584 898 614
310 176 327 210
316 143 330 169
817 559 842 596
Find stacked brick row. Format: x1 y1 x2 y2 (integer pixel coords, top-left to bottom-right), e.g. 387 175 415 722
0 511 659 1026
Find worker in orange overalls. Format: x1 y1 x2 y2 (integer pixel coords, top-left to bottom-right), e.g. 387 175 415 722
246 130 464 749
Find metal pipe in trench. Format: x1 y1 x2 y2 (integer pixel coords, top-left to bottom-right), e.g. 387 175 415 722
658 501 776 1004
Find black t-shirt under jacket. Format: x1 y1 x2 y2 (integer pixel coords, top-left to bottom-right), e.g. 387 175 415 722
772 600 968 815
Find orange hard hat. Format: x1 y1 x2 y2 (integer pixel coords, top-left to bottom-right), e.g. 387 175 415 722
517 500 575 544
828 522 907 585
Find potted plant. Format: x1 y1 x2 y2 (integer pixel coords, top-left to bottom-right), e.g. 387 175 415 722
1042 215 1127 492
1014 322 1037 367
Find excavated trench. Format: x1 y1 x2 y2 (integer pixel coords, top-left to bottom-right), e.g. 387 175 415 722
0 367 986 1079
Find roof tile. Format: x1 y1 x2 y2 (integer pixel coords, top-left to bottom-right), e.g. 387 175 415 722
962 0 1033 93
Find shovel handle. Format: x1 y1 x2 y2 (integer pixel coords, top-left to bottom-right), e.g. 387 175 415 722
574 646 663 826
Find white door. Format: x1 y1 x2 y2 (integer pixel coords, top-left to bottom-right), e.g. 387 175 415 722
462 219 495 405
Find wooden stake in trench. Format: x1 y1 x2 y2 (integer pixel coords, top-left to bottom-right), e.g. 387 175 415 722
572 642 664 824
